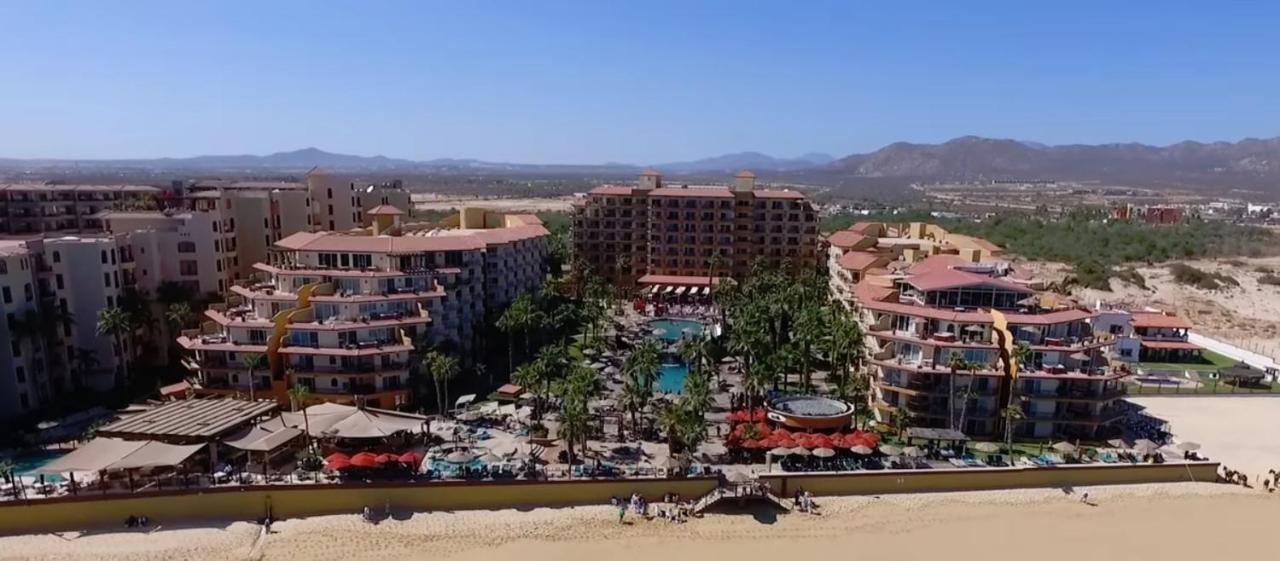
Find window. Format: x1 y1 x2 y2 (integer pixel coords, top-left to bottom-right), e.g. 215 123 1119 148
55 275 63 290
52 251 60 263
101 250 108 264
23 283 31 302
11 339 19 357
178 241 197 253
1 287 9 304
104 273 111 287
19 393 28 410
180 260 199 276
0 261 6 274
213 240 220 252
14 366 24 383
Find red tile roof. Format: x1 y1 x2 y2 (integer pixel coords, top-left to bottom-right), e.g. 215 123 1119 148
827 231 869 249
858 296 1094 326
650 187 735 198
905 254 970 275
905 269 1033 293
1130 311 1193 329
837 251 884 271
853 283 897 303
849 222 885 235
506 214 543 226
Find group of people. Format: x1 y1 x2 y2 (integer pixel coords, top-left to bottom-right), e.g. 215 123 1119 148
123 514 152 528
611 492 692 523
793 488 819 513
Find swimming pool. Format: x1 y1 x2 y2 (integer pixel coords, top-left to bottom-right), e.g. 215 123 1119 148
7 450 67 483
657 362 689 394
649 318 705 343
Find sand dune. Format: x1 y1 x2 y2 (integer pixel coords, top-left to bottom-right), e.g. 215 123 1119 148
1 483 1272 561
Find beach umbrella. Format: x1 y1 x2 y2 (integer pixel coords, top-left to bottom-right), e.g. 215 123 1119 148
972 442 1001 453
789 447 811 457
810 434 835 449
741 439 762 449
444 450 476 464
1106 439 1128 449
1175 442 1201 452
879 444 902 456
479 452 504 464
769 447 792 457
1132 439 1161 453
849 445 874 455
1050 441 1077 454
772 427 792 439
325 452 350 463
902 446 924 458
326 457 352 470
398 451 424 466
812 447 836 458
374 453 399 465
349 452 379 468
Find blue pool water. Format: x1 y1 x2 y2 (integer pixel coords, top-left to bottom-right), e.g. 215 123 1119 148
9 450 67 483
658 363 689 394
649 318 705 342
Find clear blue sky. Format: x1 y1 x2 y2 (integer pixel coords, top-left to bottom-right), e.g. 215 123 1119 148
1 1 1277 164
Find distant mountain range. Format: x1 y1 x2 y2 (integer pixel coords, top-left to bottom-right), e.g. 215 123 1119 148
831 136 1280 184
4 136 1279 190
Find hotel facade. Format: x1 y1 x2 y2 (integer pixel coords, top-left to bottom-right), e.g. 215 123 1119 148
828 223 1127 441
177 208 549 409
573 171 821 288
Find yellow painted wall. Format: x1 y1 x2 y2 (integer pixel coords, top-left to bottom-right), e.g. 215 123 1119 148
0 478 717 536
761 462 1219 497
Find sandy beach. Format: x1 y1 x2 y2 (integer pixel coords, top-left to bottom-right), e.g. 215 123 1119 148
1 483 1272 561
1130 396 1280 479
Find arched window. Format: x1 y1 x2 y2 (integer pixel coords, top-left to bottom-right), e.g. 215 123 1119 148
177 241 197 253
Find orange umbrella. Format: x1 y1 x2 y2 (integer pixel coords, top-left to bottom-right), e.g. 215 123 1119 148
349 452 379 468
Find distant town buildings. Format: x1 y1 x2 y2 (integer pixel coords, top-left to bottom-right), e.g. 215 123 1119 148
0 184 160 235
573 171 821 289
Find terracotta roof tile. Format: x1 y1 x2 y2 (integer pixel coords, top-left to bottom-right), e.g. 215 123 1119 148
827 231 869 249
905 269 1033 293
837 251 885 271
1130 311 1193 329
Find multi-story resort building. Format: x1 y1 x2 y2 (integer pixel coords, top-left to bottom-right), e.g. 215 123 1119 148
828 222 1127 441
177 208 548 409
0 183 160 235
0 236 134 417
574 171 821 289
306 169 411 233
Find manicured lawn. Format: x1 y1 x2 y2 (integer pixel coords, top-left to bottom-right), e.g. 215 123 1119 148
1136 349 1236 372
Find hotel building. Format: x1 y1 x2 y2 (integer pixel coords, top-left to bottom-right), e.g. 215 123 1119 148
832 223 1126 441
0 184 161 235
306 169 412 233
0 236 134 418
177 208 548 409
573 171 821 288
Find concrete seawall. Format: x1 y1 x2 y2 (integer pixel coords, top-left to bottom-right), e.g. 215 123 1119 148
0 462 1220 535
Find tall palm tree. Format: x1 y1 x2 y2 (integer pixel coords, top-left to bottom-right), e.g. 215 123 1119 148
1001 402 1026 458
241 352 266 401
678 334 714 381
70 348 99 390
424 352 460 415
287 383 313 450
96 306 134 386
620 372 650 437
496 296 532 374
624 338 662 391
889 408 914 440
513 360 549 420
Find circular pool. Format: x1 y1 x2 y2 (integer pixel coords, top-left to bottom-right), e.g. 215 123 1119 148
766 395 855 430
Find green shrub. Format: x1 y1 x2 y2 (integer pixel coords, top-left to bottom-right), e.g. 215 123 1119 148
1259 274 1280 286
1168 263 1239 290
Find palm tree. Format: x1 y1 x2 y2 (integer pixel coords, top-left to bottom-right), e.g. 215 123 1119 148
681 366 714 416
1001 402 1026 458
555 364 596 469
513 360 549 420
96 306 134 386
497 296 533 374
70 348 99 390
792 305 826 389
624 338 662 391
889 408 914 440
678 334 714 381
165 302 194 332
425 352 460 416
287 383 313 450
947 353 969 430
620 372 650 437
241 352 266 401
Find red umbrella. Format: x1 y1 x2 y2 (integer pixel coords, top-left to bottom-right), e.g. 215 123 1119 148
375 453 399 465
772 427 792 439
326 458 352 470
741 439 761 449
398 451 424 466
325 452 350 463
777 438 798 449
752 409 768 421
349 452 379 468
810 434 835 449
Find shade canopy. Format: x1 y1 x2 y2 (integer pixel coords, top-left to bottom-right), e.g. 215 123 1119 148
1218 362 1265 381
905 427 970 441
98 398 278 440
35 438 202 473
264 403 429 439
224 425 302 452
455 394 477 408
971 442 1001 453
1175 442 1201 452
1050 441 1078 454
812 447 836 458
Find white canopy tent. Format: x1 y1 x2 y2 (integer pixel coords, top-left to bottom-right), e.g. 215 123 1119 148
264 403 429 439
34 438 204 473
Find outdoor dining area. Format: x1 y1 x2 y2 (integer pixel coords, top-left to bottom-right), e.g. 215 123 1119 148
725 409 885 472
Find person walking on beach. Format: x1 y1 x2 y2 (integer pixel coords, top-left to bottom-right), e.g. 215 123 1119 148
618 503 627 523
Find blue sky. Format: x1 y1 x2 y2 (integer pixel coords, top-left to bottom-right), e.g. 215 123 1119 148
1 1 1277 163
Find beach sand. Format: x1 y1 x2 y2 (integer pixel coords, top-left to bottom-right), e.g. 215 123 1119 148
1130 396 1280 479
2 483 1274 561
